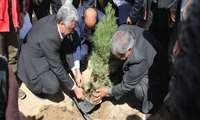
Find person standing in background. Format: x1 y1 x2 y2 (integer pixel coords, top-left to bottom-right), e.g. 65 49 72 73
0 0 21 60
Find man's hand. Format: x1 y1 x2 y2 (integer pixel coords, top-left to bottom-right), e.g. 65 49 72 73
92 87 110 102
73 86 85 100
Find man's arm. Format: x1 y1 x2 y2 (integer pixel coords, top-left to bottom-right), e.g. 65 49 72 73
111 60 149 100
71 31 83 87
72 30 81 70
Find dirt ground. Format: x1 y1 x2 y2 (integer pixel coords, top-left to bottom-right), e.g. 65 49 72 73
18 65 145 120
6 43 146 120
8 38 173 120
19 83 84 120
19 100 145 120
19 105 83 120
19 96 144 120
5 12 176 120
5 39 176 120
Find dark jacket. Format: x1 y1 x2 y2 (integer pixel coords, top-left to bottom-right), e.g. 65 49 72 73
111 25 169 113
117 0 144 25
17 15 74 91
111 25 157 100
126 0 144 21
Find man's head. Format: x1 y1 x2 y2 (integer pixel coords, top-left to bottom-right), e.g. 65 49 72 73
56 0 78 36
83 8 98 29
111 31 135 60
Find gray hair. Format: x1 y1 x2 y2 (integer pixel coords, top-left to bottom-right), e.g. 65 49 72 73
61 0 66 4
56 0 78 26
111 31 135 55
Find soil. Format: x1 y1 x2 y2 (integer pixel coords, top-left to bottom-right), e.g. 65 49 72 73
20 100 145 120
19 66 145 120
33 105 83 120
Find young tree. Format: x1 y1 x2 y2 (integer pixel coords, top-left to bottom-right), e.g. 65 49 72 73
83 2 117 103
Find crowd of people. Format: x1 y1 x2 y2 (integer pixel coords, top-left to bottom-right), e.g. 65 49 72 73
0 0 199 120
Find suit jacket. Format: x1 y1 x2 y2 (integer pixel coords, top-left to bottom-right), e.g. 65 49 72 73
17 15 74 91
111 25 157 100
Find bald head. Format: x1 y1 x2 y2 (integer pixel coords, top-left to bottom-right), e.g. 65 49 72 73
84 8 97 29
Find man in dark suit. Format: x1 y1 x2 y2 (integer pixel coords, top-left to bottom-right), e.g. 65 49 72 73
17 1 85 100
93 25 169 114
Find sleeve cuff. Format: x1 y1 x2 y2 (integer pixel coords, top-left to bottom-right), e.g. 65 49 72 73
74 60 80 69
71 84 76 90
108 87 113 97
71 60 80 71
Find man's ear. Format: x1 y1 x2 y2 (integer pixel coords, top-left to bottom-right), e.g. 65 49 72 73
127 48 132 52
60 21 65 26
125 48 133 58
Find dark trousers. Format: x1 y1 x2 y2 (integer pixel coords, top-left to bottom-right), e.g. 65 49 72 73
0 32 18 59
25 70 60 95
150 3 170 54
117 3 132 25
29 0 62 22
144 31 170 113
110 68 152 113
0 0 19 60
